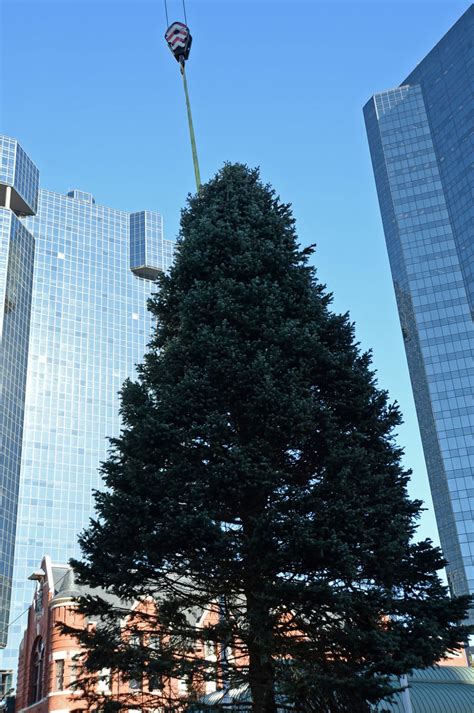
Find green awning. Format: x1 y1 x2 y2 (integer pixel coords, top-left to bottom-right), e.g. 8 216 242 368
376 667 474 713
191 666 474 712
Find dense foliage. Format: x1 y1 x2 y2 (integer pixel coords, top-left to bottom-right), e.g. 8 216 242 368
71 164 471 713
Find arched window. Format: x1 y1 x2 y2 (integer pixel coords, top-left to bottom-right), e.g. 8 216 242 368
28 636 45 704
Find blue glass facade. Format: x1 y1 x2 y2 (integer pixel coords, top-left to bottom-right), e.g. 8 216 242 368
0 136 39 217
0 210 35 650
364 6 474 625
0 138 37 657
0 136 174 676
130 210 171 280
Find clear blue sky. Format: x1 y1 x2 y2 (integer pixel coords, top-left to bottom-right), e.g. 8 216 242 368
1 0 470 547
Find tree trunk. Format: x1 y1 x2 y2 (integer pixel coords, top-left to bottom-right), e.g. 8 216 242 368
247 640 278 713
245 585 278 713
242 503 278 713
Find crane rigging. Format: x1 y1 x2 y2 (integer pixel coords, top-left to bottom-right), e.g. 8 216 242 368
163 10 229 697
164 0 201 190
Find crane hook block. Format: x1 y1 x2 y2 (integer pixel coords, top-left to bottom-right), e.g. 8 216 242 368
165 21 193 64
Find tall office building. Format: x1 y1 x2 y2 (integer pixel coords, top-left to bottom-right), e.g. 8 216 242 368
0 138 36 659
0 136 174 687
364 5 474 626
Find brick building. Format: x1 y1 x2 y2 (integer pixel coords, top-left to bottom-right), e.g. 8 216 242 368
15 557 224 713
15 557 117 713
14 557 471 713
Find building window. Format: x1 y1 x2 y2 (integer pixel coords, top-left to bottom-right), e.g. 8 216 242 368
97 668 111 694
34 587 43 614
129 677 141 691
128 633 142 690
147 634 162 693
55 659 65 690
28 637 44 704
148 673 161 693
0 671 13 699
204 640 216 659
69 660 79 689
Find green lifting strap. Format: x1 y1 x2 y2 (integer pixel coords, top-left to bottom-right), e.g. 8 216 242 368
181 63 201 191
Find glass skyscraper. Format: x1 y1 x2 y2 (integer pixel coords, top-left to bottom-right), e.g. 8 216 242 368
364 5 474 627
0 135 174 683
0 138 36 657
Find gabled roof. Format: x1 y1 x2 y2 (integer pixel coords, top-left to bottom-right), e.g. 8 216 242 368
48 562 206 625
49 563 125 617
52 568 82 602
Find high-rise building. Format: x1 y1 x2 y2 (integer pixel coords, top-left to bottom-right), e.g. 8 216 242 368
0 138 37 660
364 5 474 627
0 136 174 686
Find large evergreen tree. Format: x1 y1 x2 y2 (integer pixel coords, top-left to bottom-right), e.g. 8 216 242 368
71 165 471 713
